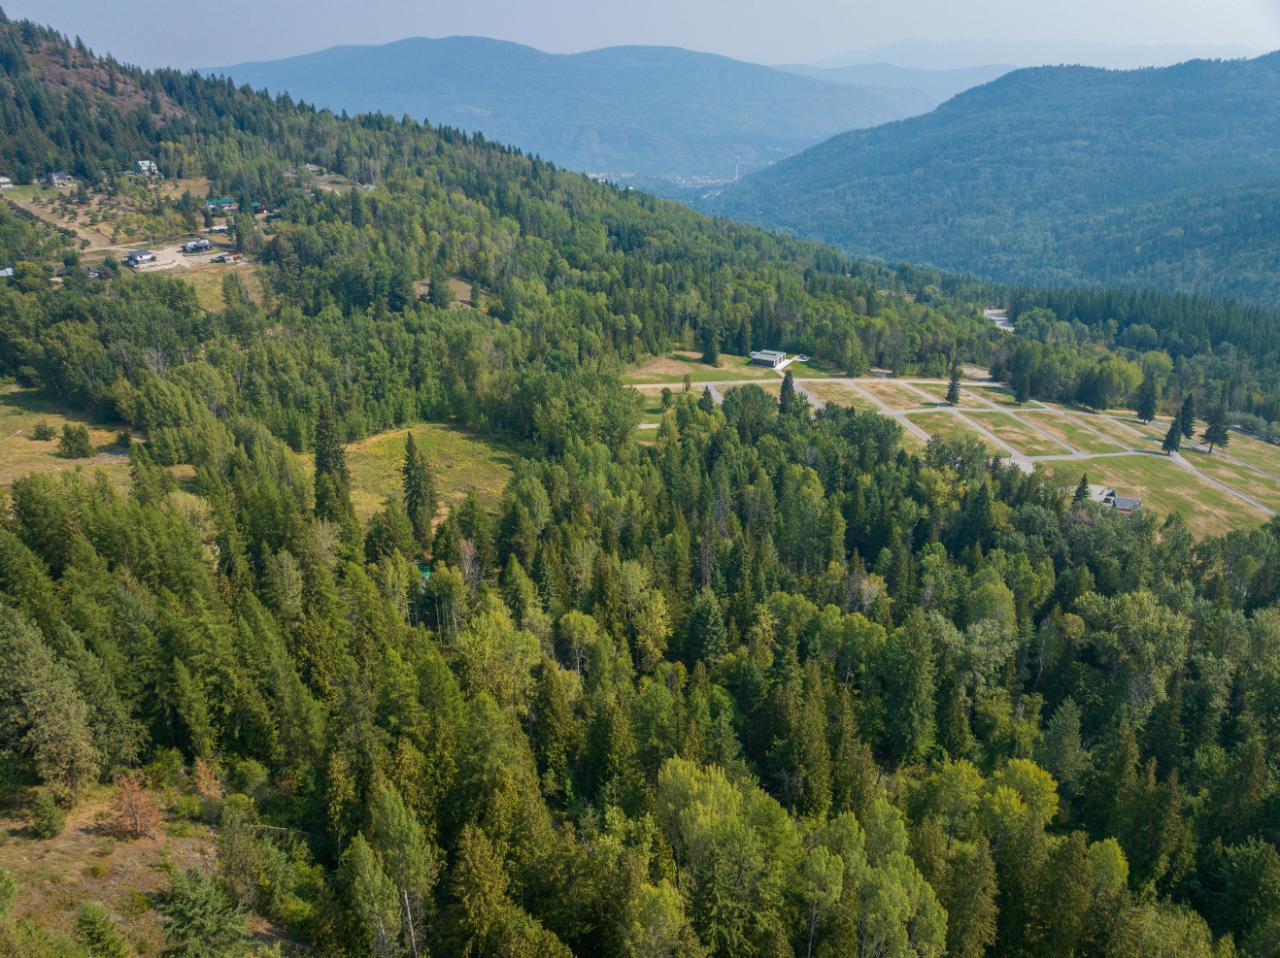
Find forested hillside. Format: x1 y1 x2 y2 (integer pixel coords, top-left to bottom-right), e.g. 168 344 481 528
4 13 1280 958
208 38 932 185
706 53 1280 307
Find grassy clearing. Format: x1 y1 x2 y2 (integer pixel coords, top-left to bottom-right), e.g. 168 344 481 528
174 261 265 312
858 380 932 409
967 412 1071 457
803 381 878 411
1019 412 1124 455
624 351 780 385
0 785 217 956
0 384 131 490
908 411 1006 455
630 386 670 426
1041 454 1268 538
299 422 520 521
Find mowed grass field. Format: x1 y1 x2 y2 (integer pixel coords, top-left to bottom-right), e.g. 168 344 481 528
803 381 879 411
1183 449 1280 513
968 412 1071 457
860 380 933 409
907 411 1007 455
625 351 781 385
1019 412 1124 455
298 422 520 520
1042 454 1268 538
0 384 131 490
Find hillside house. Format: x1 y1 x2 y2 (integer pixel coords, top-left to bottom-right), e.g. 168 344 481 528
206 197 239 213
0 176 12 190
1091 486 1142 516
124 250 156 268
0 267 14 280
47 171 73 189
135 159 160 177
750 349 787 369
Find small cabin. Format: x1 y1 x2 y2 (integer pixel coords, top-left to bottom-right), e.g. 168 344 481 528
47 172 74 189
135 159 160 177
124 250 156 268
1094 487 1142 515
0 176 13 190
749 349 787 369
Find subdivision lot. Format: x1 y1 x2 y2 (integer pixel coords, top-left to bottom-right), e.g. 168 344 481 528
907 411 1007 455
1018 412 1124 454
859 380 934 409
802 380 879 411
1183 450 1280 513
967 412 1071 456
966 384 1042 409
1218 432 1280 478
1041 454 1268 538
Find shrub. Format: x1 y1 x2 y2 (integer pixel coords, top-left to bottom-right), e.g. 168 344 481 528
58 423 93 458
31 792 66 838
75 902 127 958
31 421 56 441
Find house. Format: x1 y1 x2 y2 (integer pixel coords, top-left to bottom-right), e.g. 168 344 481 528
0 176 12 190
304 163 324 174
749 349 787 369
181 238 212 254
0 267 14 280
206 197 240 213
135 159 160 177
47 172 74 189
124 250 156 268
1092 487 1142 516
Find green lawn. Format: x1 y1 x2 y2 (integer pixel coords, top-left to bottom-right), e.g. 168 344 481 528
1041 454 1268 538
967 412 1071 457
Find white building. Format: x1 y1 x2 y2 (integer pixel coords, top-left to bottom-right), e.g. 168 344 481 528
749 349 787 369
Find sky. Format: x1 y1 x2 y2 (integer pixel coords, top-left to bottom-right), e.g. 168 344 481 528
6 0 1280 69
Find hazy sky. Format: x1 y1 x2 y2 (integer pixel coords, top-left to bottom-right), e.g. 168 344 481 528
7 0 1280 68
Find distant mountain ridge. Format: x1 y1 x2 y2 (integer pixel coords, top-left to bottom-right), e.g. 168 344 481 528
705 52 1280 307
209 37 944 184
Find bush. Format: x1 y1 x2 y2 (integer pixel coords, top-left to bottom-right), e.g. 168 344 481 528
31 792 66 838
31 421 55 441
75 902 128 958
58 423 93 459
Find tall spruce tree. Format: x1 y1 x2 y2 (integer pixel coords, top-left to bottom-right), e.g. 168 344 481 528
946 365 962 405
314 403 354 528
1179 395 1197 439
402 431 438 549
1136 376 1158 423
1202 407 1230 454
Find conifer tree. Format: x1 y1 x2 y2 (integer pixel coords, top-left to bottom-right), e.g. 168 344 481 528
1136 376 1158 423
780 370 797 413
947 365 962 405
1179 395 1197 439
75 902 128 958
1073 473 1090 505
1202 407 1230 454
402 431 437 549
314 403 354 527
